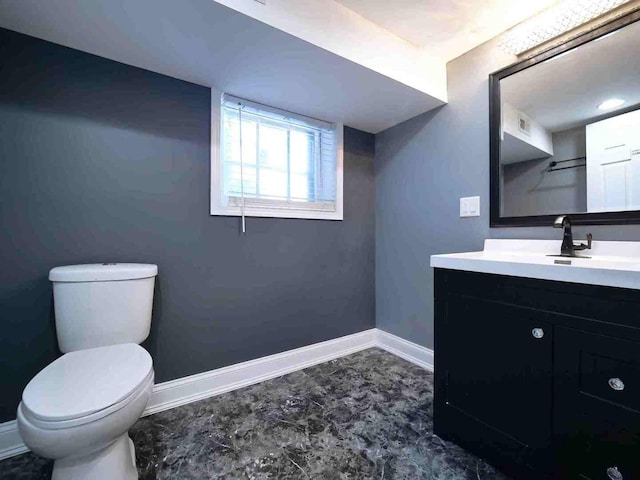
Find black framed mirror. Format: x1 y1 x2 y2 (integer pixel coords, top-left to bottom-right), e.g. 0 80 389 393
490 10 640 227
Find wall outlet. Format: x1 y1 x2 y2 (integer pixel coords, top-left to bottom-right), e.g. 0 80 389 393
460 196 480 217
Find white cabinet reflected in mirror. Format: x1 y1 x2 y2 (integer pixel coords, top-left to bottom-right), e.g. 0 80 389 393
490 13 640 227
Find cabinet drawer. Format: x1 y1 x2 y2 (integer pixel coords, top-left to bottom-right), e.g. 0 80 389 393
578 341 640 414
557 410 640 479
574 417 640 480
578 454 639 479
555 328 640 417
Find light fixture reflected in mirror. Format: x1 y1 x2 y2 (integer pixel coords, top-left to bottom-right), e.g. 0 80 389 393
597 98 625 110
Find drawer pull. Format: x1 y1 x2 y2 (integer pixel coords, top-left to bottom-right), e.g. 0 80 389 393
608 378 625 391
531 328 544 339
607 466 623 480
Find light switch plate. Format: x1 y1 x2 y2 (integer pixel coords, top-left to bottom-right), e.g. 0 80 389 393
460 196 480 217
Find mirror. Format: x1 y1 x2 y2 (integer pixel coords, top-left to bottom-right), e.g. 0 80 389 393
490 13 640 227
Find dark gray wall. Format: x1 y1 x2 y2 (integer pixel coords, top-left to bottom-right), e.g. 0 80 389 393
503 126 587 217
376 36 640 348
0 28 375 422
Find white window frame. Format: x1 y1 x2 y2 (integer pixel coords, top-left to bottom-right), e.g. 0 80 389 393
210 88 344 221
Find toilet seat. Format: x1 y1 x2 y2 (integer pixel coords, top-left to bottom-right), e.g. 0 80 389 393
22 343 153 430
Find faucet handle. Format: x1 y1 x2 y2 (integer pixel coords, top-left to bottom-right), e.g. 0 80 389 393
574 233 593 251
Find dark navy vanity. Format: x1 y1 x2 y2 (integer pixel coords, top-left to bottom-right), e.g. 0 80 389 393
432 240 640 480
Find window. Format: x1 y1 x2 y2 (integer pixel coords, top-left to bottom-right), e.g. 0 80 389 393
210 91 343 221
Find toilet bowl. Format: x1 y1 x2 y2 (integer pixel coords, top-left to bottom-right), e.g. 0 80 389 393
18 344 154 480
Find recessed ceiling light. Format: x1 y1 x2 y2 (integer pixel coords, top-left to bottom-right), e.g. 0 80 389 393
598 98 625 110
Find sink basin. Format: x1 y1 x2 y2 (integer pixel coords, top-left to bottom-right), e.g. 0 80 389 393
430 239 640 290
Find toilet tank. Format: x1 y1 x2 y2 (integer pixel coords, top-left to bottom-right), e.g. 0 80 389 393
49 263 158 353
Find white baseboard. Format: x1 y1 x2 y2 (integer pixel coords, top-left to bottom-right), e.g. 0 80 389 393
0 328 433 461
144 328 377 416
375 329 434 371
0 421 29 461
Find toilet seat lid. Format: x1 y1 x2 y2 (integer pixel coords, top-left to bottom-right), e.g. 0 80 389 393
22 344 153 422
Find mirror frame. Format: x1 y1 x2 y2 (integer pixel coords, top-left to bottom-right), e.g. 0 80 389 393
489 10 640 227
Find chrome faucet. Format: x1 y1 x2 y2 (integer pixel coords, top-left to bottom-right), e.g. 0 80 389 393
553 215 592 257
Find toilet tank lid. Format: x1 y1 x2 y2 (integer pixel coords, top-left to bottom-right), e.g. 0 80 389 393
49 263 158 282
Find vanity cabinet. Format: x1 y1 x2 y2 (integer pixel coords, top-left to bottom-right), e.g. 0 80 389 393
434 269 640 480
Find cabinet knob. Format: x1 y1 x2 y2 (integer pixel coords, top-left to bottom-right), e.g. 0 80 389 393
531 328 544 339
607 466 623 480
609 378 625 391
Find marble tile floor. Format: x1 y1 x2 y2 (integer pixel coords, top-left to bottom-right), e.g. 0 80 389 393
0 348 511 480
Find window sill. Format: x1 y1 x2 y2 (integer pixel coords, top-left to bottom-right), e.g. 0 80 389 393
210 206 343 221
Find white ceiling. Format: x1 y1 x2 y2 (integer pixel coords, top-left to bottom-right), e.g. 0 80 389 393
0 0 444 134
333 0 556 61
501 19 640 132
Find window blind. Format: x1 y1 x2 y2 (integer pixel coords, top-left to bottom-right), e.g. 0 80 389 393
221 94 337 213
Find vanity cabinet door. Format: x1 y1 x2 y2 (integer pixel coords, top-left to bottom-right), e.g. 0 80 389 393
436 294 553 472
554 327 640 479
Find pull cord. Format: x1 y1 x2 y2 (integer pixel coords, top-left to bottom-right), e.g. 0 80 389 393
238 104 246 234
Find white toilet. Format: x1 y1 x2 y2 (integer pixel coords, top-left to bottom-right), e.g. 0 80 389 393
17 263 158 480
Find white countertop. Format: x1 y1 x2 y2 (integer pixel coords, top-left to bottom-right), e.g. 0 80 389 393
430 239 640 290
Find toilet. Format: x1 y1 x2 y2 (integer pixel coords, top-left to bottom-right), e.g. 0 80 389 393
17 263 158 480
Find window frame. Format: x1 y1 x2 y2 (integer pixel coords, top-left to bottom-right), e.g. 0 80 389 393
210 89 344 221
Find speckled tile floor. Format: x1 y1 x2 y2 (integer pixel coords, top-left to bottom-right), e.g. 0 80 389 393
0 348 510 479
